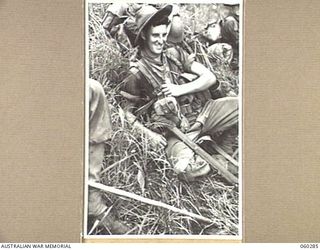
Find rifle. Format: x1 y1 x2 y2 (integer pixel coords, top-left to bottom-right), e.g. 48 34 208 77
124 108 238 185
167 125 238 185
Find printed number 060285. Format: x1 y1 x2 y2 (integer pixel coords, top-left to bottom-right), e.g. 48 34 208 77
300 244 318 248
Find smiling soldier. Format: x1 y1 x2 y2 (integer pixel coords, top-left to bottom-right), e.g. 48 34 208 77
120 4 239 180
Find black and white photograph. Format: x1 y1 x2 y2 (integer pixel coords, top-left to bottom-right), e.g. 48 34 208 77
84 0 242 238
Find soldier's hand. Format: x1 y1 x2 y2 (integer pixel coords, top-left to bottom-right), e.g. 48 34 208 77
146 130 167 148
161 83 182 97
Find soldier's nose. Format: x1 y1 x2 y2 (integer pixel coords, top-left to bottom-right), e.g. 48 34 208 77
158 35 165 43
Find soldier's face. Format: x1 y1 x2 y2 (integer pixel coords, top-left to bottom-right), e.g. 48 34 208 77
203 23 222 42
144 24 168 56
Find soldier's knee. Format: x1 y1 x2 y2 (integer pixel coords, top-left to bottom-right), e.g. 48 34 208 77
215 96 239 110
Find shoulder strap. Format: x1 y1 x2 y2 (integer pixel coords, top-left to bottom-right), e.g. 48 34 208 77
128 60 161 116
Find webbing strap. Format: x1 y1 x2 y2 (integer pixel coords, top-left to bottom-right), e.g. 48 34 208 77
134 59 180 117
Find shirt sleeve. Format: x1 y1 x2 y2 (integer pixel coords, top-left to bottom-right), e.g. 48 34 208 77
120 69 154 111
121 71 141 97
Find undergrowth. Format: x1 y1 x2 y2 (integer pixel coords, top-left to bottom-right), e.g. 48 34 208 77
88 3 240 236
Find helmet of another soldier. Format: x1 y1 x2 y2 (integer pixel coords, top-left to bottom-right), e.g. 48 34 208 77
167 14 184 44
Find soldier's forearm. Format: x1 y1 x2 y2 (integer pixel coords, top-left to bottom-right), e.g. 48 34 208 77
177 60 217 96
124 110 167 147
177 73 216 96
123 109 154 136
120 101 153 135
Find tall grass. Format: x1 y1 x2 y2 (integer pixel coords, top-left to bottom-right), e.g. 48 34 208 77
88 3 239 236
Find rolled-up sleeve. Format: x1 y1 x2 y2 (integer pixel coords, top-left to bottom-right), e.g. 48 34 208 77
121 72 141 97
120 70 155 112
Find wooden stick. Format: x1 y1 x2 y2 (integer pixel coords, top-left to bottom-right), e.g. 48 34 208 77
88 181 213 224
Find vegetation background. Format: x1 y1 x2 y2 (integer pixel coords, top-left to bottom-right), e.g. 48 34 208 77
87 3 240 236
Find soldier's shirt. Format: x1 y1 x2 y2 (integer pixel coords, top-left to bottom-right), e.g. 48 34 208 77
107 3 129 17
121 46 193 111
221 15 239 50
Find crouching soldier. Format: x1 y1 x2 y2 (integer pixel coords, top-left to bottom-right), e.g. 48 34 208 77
200 5 239 68
120 5 239 181
88 79 130 234
102 3 129 38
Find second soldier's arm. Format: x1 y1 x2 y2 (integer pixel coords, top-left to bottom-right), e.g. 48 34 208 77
123 102 167 148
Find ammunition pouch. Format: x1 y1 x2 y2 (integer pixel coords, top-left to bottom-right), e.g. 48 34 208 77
153 96 190 132
178 94 203 125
